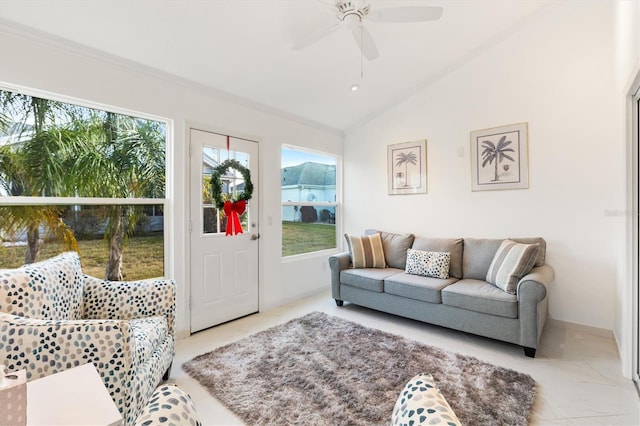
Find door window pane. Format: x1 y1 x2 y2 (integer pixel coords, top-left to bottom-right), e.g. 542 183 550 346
202 146 250 234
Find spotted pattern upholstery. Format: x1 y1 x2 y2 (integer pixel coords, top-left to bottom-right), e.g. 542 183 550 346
391 373 461 426
134 384 201 426
0 252 176 426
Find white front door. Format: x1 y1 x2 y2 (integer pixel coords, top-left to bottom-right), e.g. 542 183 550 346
189 128 259 333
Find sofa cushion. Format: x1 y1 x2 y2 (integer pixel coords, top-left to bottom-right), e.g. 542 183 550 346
441 279 518 318
365 229 415 269
391 373 461 426
0 251 84 320
130 316 169 368
411 237 463 279
345 233 386 269
384 273 457 304
405 249 450 279
510 237 546 267
340 268 402 292
461 239 503 280
486 240 539 294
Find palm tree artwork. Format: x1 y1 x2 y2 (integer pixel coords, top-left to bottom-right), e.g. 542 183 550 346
481 135 515 182
395 150 417 188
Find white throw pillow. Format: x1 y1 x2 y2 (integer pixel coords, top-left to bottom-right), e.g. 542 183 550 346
405 249 450 279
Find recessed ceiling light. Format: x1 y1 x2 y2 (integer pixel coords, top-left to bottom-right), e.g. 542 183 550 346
350 84 359 92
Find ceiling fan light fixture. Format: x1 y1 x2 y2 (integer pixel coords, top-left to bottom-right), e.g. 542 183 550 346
350 84 360 92
342 12 361 29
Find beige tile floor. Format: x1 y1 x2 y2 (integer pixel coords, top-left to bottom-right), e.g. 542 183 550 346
169 290 640 425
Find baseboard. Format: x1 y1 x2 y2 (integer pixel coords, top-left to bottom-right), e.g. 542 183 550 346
175 330 190 340
259 286 327 312
546 318 614 339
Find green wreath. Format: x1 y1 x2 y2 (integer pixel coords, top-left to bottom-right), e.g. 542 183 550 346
211 159 253 209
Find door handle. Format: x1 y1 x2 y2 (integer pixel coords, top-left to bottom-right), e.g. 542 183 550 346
250 233 260 240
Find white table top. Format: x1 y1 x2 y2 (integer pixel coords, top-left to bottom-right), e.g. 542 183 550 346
27 363 123 426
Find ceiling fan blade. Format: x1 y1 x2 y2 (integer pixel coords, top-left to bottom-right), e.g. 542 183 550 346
369 6 443 23
292 22 341 50
352 25 379 61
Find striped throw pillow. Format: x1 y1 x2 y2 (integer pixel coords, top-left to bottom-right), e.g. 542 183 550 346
345 233 386 269
486 240 539 294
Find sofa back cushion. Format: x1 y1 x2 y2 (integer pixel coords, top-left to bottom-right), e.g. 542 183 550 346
411 237 463 279
0 251 84 320
365 229 414 269
463 238 547 280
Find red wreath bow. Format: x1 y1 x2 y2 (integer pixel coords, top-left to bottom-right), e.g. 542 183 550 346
223 200 246 236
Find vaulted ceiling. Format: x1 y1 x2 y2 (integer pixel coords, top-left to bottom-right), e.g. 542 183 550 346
0 0 552 132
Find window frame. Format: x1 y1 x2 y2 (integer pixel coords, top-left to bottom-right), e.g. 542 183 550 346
281 144 341 261
0 82 173 279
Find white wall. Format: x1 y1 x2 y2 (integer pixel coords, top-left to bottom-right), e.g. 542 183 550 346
0 23 343 337
616 0 640 378
345 1 631 337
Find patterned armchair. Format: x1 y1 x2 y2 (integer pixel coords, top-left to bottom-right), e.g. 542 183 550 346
0 251 176 426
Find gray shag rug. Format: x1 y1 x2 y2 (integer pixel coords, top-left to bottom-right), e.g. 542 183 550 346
183 311 536 425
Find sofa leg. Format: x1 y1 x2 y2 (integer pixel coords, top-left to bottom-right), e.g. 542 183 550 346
163 363 172 380
523 347 536 358
335 299 344 307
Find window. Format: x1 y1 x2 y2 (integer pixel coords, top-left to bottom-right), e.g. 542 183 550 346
281 146 339 257
0 87 168 280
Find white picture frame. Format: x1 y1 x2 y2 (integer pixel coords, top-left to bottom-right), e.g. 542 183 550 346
387 139 427 195
470 122 529 191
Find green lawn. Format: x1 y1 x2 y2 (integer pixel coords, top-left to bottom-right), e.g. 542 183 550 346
0 235 164 280
1 224 333 277
282 222 336 257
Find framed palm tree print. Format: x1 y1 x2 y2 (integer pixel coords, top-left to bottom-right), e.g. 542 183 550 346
387 139 427 195
470 122 529 191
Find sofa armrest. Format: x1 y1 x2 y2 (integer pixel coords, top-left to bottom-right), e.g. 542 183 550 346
516 264 555 349
329 252 351 300
0 311 137 420
82 275 177 339
0 312 134 380
517 264 554 302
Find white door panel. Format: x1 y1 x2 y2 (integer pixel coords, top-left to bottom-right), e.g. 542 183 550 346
189 128 259 333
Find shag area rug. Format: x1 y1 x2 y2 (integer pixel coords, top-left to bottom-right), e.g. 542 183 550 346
183 312 536 425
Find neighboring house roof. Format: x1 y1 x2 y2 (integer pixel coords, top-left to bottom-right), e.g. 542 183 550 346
281 162 335 187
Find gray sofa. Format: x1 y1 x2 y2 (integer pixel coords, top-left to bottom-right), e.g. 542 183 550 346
329 230 555 357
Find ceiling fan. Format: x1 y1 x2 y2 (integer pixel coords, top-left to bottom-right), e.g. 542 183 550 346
292 0 444 61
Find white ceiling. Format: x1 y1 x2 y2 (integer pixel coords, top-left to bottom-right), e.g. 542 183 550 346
0 0 552 132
